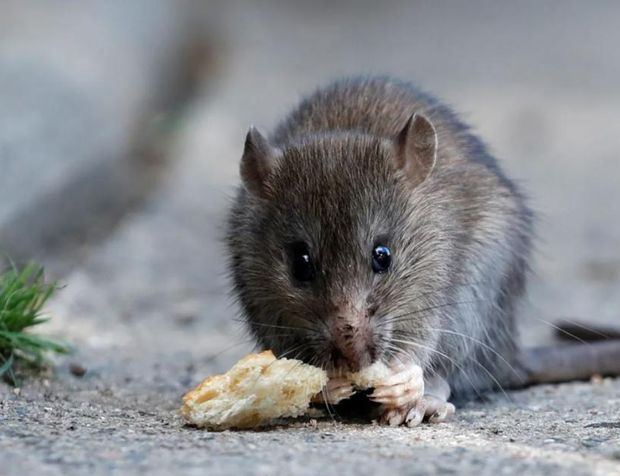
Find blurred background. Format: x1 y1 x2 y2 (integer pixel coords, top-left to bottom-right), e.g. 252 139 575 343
1 0 619 388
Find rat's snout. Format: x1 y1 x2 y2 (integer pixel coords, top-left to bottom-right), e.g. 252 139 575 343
328 303 377 372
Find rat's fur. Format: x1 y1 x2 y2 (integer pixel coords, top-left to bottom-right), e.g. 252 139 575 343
226 76 533 400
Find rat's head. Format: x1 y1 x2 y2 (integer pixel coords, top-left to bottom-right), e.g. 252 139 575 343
228 114 452 373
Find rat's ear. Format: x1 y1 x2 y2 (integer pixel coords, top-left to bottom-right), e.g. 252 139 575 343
393 113 438 187
240 126 280 198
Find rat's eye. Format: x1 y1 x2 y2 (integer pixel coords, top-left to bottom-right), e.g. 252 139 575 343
289 241 315 282
372 245 391 273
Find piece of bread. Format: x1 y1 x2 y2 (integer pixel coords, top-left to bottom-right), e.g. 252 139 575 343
181 351 327 430
347 361 392 389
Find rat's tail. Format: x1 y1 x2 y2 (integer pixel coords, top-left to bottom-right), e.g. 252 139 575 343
516 321 620 386
519 341 620 385
553 320 620 342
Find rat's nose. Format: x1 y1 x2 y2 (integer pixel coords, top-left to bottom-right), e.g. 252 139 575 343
329 314 376 372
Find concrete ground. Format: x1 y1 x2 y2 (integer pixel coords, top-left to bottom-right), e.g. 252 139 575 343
1 1 620 475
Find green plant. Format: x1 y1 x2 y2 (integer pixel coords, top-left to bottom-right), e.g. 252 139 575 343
0 263 68 384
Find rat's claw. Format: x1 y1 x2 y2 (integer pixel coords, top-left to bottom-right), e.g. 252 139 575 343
312 377 355 405
423 395 455 423
405 400 427 427
379 398 427 427
403 395 456 426
380 406 409 426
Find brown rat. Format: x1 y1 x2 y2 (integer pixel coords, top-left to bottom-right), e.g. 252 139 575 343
226 76 620 426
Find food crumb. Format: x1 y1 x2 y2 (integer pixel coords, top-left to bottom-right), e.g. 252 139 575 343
590 374 603 384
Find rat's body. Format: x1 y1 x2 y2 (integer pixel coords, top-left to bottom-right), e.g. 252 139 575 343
227 76 615 426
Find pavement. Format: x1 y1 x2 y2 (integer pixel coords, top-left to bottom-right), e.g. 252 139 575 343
1 1 620 475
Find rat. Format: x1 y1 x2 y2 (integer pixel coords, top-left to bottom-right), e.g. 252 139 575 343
226 76 620 426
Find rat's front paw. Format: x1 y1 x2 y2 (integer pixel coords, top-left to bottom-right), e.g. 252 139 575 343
371 368 455 427
369 364 424 407
365 364 425 426
312 377 355 405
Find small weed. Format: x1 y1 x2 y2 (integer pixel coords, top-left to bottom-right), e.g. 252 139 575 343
0 263 68 385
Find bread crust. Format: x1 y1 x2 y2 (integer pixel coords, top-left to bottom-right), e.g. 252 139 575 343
181 351 327 430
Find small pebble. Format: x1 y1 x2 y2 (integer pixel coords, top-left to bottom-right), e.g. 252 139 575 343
69 363 87 377
590 374 603 384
